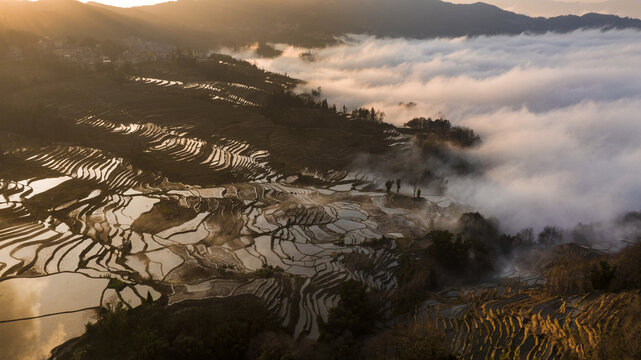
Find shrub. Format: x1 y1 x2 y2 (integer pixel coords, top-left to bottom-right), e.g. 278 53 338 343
395 252 437 313
320 280 377 342
59 296 275 360
361 320 456 360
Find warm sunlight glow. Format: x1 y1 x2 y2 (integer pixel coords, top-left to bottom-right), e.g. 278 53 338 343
448 0 641 19
77 0 174 7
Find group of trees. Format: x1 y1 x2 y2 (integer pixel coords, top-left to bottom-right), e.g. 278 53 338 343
351 107 384 122
307 87 384 122
391 213 503 312
384 179 401 194
263 88 337 118
266 88 340 114
306 87 339 113
428 213 498 280
545 240 641 360
391 212 596 312
361 321 457 360
546 240 641 296
363 115 482 201
316 280 455 360
404 117 480 148
385 179 422 198
319 280 377 343
55 296 277 360
57 280 455 360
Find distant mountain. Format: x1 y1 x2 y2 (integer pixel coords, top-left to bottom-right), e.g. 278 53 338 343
1 0 640 47
0 0 200 45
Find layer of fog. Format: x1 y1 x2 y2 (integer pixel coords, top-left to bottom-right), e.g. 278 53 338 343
232 30 641 232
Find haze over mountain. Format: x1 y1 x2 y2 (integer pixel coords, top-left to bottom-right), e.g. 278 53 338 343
1 0 640 47
450 0 641 20
79 0 174 6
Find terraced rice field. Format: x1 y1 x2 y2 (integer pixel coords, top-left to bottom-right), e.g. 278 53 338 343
2 59 631 359
0 61 460 355
417 285 638 360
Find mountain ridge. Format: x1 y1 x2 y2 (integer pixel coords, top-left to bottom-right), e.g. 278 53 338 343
1 0 640 48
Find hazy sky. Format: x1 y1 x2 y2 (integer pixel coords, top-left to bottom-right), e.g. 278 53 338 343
77 0 639 18
449 0 641 19
235 29 641 231
78 0 174 7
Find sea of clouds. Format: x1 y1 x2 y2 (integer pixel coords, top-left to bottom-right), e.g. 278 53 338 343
232 29 641 232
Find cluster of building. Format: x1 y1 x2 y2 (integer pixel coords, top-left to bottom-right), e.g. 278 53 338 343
121 38 180 64
4 36 187 66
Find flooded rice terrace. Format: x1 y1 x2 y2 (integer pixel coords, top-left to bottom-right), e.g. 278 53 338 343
0 72 460 358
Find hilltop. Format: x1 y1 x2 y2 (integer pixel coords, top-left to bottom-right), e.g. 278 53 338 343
1 0 640 48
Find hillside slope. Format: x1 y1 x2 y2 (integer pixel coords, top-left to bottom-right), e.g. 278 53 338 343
1 0 640 47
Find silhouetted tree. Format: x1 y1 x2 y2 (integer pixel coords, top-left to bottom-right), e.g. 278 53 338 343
320 280 376 342
516 228 535 247
591 261 616 291
385 180 393 194
404 116 480 147
538 226 563 248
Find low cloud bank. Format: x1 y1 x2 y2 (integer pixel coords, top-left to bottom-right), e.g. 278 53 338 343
232 30 641 231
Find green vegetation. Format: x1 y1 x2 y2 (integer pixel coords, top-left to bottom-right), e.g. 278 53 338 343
427 213 498 280
385 180 393 194
351 107 385 122
426 231 471 272
388 212 546 313
404 117 480 148
395 252 437 313
361 321 457 360
55 283 455 360
538 226 563 248
387 213 507 313
255 264 284 278
56 296 278 360
106 278 128 292
546 240 641 295
319 280 377 342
